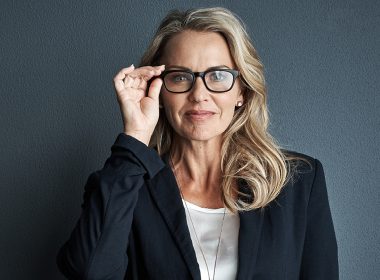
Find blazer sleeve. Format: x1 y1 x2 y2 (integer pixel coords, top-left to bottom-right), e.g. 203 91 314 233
56 133 165 280
300 159 339 279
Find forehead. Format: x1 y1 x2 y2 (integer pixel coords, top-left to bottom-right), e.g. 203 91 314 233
160 30 235 70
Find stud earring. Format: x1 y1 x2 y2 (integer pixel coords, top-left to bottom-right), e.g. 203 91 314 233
236 101 243 107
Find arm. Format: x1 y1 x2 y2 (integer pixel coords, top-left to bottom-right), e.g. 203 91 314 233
300 159 339 279
56 133 165 280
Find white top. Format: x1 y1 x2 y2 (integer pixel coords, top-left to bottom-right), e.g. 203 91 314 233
182 199 240 280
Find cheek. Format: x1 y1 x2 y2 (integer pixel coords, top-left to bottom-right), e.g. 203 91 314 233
221 103 237 124
218 95 241 124
161 93 183 122
220 95 239 115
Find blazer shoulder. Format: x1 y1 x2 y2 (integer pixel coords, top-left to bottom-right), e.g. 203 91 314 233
281 150 327 196
275 151 328 213
282 149 322 174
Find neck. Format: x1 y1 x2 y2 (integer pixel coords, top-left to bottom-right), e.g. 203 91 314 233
170 135 224 208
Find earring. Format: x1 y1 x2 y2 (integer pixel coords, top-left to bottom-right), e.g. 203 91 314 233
236 101 243 107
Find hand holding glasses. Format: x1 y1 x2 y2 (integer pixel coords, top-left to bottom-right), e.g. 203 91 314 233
113 64 165 145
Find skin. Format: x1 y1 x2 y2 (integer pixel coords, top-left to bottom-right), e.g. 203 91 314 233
114 30 243 208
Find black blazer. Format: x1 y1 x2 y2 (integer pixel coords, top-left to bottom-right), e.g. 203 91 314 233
57 133 339 280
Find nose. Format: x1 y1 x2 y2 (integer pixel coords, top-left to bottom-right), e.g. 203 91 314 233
188 76 210 103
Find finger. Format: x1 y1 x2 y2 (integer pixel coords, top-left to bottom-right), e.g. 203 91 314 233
114 79 125 92
138 65 164 73
156 65 165 71
151 65 165 75
138 78 147 90
124 76 134 88
131 66 165 79
114 65 164 92
114 65 134 92
147 78 163 101
148 65 165 76
114 64 135 81
132 77 141 88
132 69 156 80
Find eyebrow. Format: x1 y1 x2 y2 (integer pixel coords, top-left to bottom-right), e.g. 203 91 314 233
165 65 231 71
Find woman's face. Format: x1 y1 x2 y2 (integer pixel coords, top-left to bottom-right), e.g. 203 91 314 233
160 30 243 143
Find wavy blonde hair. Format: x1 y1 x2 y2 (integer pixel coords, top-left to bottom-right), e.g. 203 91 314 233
140 7 291 212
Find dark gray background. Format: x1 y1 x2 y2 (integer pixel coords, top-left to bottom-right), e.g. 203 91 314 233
1 0 379 279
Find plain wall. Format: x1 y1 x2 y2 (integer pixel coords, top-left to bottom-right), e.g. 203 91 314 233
1 0 379 279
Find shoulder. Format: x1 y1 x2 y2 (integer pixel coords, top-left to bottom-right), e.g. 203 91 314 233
276 150 327 206
282 149 323 176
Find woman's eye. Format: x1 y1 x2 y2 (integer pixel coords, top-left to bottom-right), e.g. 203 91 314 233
173 75 189 82
210 71 227 81
167 72 192 83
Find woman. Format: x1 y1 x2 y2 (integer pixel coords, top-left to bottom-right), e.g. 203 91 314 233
57 7 338 280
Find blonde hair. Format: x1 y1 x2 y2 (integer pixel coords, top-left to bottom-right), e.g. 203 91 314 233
140 7 291 212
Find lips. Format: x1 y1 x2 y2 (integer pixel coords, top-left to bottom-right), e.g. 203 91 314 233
185 110 215 121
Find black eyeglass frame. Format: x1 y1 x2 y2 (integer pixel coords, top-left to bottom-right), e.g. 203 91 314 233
160 69 240 93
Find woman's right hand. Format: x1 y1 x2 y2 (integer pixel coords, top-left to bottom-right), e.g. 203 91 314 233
113 64 165 145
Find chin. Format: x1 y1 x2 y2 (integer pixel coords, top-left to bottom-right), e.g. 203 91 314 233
178 128 225 143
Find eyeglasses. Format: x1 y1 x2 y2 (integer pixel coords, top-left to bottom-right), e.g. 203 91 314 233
160 69 239 93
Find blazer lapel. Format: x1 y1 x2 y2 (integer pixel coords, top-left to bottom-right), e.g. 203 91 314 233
236 183 265 279
146 155 201 280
